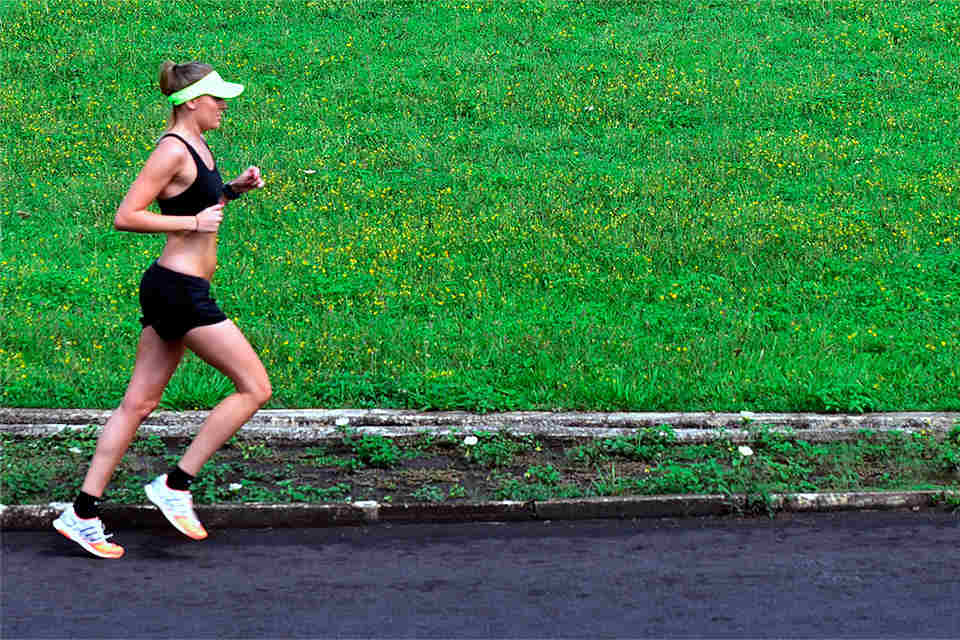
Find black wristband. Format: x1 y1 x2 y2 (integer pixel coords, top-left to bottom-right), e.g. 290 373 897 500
222 183 242 200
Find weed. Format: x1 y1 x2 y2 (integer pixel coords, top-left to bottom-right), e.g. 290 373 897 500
340 429 402 469
159 359 234 410
108 474 150 504
132 435 167 457
495 473 584 502
242 468 268 482
303 446 355 469
469 431 542 468
524 465 561 486
635 460 736 496
1 461 56 504
570 426 679 466
934 491 960 513
190 461 232 504
591 463 631 497
227 438 275 461
411 485 446 503
276 480 350 502
739 491 779 519
54 427 99 457
949 425 960 447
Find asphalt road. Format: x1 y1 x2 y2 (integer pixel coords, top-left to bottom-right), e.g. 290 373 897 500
3 511 959 639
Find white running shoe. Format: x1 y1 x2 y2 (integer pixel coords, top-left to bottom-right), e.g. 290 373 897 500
144 474 208 540
53 505 125 559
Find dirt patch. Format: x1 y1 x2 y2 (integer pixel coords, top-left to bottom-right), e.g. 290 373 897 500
1 428 957 507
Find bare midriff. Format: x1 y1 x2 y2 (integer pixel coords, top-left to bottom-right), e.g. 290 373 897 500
157 230 218 280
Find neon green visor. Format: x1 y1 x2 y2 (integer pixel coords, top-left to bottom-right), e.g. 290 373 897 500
168 71 244 106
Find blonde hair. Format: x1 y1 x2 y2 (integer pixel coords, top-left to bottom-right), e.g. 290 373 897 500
158 60 213 126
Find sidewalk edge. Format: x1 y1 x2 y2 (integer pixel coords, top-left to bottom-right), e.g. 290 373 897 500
4 490 956 530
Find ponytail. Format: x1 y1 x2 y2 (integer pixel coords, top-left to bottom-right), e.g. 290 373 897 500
158 60 213 126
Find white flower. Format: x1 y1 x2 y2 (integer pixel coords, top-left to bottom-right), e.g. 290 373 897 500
68 447 82 455
229 483 243 491
335 417 350 427
463 435 479 446
738 445 754 457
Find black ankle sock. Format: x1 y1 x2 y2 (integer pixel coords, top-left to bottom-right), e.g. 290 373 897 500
74 491 101 519
166 465 195 491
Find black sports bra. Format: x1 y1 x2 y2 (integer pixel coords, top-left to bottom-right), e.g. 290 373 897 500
156 133 224 216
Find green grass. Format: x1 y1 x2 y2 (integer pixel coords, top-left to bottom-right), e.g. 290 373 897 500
2 1 960 411
2 425 958 508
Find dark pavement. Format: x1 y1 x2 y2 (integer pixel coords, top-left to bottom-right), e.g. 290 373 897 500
3 511 959 639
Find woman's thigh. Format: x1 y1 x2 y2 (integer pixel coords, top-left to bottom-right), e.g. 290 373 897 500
183 320 270 394
122 326 187 408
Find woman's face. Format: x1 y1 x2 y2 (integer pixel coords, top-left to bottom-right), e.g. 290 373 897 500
193 95 227 130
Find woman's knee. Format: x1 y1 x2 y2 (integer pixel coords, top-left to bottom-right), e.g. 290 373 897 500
257 377 273 406
119 395 161 421
239 375 271 408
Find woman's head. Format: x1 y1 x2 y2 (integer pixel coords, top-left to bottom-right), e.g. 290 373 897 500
159 60 214 99
159 61 243 128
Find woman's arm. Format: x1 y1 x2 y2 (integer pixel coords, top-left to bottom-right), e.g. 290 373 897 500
114 141 201 233
225 166 266 195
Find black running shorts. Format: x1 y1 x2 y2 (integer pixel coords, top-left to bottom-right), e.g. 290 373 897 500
139 262 228 341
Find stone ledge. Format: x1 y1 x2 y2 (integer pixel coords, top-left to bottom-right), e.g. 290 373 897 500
2 408 958 432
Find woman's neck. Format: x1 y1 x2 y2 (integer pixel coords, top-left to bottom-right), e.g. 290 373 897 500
170 118 205 140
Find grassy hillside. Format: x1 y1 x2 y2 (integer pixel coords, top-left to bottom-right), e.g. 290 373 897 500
2 0 959 411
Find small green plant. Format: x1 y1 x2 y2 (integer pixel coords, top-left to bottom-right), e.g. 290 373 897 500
934 491 960 512
238 485 280 503
0 461 56 504
630 459 735 496
569 426 679 465
132 435 167 457
276 480 350 502
55 427 99 457
190 461 233 504
494 473 584 501
468 431 539 468
229 439 274 461
524 465 560 486
591 463 630 496
940 426 960 473
159 358 236 410
412 485 445 503
340 428 402 469
303 446 355 469
740 491 779 519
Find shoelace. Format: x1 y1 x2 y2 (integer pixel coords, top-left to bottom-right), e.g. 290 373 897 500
158 488 195 516
77 521 113 544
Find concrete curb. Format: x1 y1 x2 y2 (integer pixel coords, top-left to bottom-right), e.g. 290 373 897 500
4 491 956 530
2 409 958 444
4 408 959 430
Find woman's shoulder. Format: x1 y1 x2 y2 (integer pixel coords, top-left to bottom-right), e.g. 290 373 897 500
140 134 191 177
150 134 192 161
155 132 190 152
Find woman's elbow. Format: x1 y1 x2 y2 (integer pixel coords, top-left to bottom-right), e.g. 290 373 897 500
113 210 133 231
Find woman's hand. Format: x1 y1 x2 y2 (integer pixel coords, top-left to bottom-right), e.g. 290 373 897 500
230 166 265 194
195 203 224 233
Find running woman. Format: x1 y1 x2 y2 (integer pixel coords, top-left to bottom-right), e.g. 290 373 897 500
53 61 271 558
